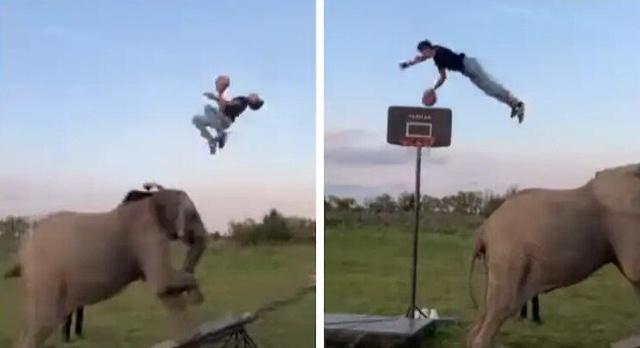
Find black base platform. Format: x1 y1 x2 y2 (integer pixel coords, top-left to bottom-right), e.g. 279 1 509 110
612 336 640 348
151 313 258 348
325 313 437 347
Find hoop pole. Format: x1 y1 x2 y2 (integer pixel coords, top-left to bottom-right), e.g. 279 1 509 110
407 145 422 318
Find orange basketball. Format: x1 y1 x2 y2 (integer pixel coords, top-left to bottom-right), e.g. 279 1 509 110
422 88 437 106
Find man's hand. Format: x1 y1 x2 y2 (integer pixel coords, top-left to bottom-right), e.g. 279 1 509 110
400 54 427 70
399 61 411 70
215 75 230 95
203 92 219 101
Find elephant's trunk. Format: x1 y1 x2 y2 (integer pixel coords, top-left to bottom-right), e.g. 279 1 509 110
181 221 207 274
180 222 207 305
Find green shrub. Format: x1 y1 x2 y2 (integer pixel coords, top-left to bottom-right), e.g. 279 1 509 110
229 209 304 245
229 218 260 245
257 209 292 242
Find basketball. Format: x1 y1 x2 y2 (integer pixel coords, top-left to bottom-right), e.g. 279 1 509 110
422 88 437 106
215 75 230 93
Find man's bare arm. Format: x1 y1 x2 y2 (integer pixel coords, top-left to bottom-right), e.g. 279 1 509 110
433 67 447 90
400 54 427 69
215 83 229 98
203 92 218 100
203 92 229 109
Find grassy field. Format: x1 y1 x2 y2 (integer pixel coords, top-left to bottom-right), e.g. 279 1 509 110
0 242 315 348
326 225 640 347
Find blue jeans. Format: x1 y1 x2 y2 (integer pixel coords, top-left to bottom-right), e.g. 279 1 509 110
192 104 232 145
462 57 519 107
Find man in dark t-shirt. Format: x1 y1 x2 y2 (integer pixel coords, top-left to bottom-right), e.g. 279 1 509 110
400 39 525 123
192 75 264 155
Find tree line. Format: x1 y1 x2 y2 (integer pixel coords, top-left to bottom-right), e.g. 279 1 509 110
228 209 315 245
325 186 519 218
0 216 31 256
0 209 315 254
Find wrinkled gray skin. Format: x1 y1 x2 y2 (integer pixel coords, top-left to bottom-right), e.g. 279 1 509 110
10 186 207 348
468 163 640 348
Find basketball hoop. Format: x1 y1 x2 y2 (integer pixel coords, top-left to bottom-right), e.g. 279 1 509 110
386 106 453 319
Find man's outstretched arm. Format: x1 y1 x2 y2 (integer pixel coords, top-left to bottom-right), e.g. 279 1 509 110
399 54 427 69
433 67 447 90
203 91 229 109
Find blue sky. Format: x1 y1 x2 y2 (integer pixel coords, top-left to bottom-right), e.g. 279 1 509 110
325 0 640 199
0 1 315 231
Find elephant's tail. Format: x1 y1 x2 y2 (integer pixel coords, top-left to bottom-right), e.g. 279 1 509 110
469 225 487 309
4 262 21 278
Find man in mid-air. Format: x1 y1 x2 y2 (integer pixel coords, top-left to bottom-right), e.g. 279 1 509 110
192 75 264 155
400 39 525 123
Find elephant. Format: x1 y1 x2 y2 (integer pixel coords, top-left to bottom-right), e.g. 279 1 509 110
467 163 640 348
7 183 207 348
3 183 169 344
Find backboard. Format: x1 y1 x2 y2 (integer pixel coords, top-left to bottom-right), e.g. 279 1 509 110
387 106 452 147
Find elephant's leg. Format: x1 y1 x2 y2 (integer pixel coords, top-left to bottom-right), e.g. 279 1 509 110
159 295 194 341
470 284 524 348
467 257 490 347
75 307 84 337
467 312 486 348
62 314 72 342
19 289 64 348
18 325 56 348
519 302 528 319
531 296 542 324
143 248 199 339
467 277 489 346
470 256 530 348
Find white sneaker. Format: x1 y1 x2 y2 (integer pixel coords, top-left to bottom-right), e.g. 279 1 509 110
429 309 439 319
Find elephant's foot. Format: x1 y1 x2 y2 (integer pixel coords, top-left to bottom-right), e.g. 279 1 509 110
159 295 196 342
17 324 56 348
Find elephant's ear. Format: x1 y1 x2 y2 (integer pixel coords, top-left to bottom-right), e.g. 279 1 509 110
151 190 189 240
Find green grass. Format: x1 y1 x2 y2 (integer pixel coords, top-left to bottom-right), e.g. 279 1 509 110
0 242 315 348
326 226 640 347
